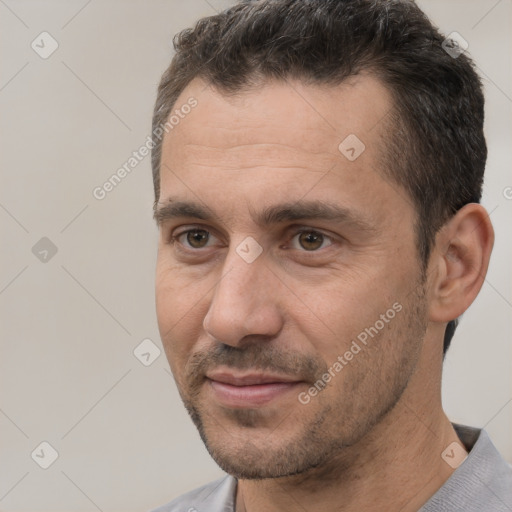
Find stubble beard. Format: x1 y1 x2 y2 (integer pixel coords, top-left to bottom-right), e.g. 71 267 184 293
178 280 428 481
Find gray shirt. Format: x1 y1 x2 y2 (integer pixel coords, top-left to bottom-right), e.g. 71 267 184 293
151 424 512 511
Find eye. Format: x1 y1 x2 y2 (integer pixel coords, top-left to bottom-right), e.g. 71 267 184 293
289 230 333 251
171 228 216 249
168 227 335 254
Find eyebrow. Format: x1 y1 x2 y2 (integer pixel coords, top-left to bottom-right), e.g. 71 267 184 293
153 198 376 233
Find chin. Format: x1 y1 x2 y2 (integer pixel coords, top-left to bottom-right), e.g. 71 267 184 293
197 419 336 480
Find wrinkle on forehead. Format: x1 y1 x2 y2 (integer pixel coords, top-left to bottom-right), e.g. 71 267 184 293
162 74 392 162
177 142 339 173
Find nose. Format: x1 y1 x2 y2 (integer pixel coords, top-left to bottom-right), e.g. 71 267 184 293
202 244 284 347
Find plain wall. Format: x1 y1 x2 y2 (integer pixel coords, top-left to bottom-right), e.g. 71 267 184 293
0 1 510 511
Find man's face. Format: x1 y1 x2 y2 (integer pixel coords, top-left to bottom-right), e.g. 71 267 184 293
155 75 429 479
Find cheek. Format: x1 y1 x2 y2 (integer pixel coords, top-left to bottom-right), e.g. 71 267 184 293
290 274 371 334
155 255 196 326
293 268 408 361
155 263 210 366
155 264 179 333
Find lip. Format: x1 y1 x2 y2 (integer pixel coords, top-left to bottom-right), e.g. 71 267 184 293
206 371 303 408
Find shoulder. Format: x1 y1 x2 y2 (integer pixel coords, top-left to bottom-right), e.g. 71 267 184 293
149 475 237 512
420 424 512 511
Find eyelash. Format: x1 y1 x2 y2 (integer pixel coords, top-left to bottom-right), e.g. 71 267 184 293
168 226 335 254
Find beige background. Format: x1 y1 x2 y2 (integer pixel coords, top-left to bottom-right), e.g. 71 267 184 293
0 1 510 511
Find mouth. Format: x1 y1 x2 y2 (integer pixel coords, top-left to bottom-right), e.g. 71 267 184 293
205 370 304 408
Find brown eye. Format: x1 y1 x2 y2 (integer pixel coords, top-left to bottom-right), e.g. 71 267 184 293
185 229 210 248
293 230 332 251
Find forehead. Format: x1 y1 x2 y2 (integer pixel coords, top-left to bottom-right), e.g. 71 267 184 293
157 75 412 232
163 74 393 163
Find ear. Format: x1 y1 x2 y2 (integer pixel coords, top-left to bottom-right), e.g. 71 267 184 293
428 203 494 323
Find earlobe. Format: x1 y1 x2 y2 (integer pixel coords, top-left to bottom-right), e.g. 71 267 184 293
428 204 494 323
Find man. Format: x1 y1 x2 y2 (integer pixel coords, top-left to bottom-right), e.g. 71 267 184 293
150 0 512 510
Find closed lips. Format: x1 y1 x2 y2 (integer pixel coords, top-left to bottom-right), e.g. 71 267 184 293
206 372 301 386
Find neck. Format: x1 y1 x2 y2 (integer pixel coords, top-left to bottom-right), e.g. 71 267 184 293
235 340 465 512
